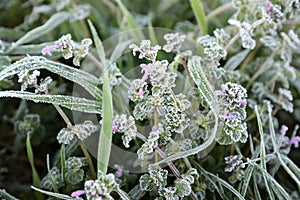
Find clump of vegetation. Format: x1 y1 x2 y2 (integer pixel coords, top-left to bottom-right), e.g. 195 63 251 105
0 0 299 199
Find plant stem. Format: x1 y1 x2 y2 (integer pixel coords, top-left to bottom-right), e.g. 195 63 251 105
53 104 97 179
225 33 240 51
76 136 97 179
206 2 233 21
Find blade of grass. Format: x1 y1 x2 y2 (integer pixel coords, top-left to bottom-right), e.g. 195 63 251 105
13 12 69 47
255 105 275 200
60 144 66 183
26 134 43 200
87 20 107 69
31 186 73 200
97 71 113 175
46 154 58 194
115 0 144 41
189 0 207 35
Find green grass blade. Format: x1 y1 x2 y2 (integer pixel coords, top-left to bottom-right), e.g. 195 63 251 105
254 105 275 200
115 0 144 41
46 154 58 194
87 20 107 68
0 91 102 114
0 56 102 101
97 71 113 175
31 186 73 200
60 144 66 183
14 12 70 46
189 0 207 35
26 134 43 200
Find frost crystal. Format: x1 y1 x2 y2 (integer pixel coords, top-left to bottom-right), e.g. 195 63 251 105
41 167 62 190
163 33 186 53
137 125 163 160
65 157 85 184
112 114 137 148
56 34 75 59
84 172 119 200
228 19 256 49
73 38 92 66
56 120 98 144
224 155 244 172
17 70 40 91
129 40 161 62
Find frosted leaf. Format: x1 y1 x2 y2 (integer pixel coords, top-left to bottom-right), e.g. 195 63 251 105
65 157 85 185
14 114 41 136
74 120 99 140
224 155 244 172
56 34 75 59
260 36 281 50
73 38 93 66
57 128 73 144
112 114 137 148
41 167 62 190
163 187 179 200
84 172 119 200
163 33 186 53
57 121 98 144
129 40 161 62
174 179 192 197
35 76 53 94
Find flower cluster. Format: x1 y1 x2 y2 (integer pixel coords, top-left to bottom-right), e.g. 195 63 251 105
228 19 256 49
215 82 248 145
129 40 161 62
224 155 245 183
41 157 86 190
112 114 138 148
137 125 162 160
163 33 186 53
198 34 227 61
56 120 99 144
41 34 92 66
140 165 198 199
17 69 53 93
71 172 119 200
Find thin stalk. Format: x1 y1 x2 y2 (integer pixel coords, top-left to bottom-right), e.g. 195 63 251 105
225 33 240 51
206 2 233 21
53 104 96 179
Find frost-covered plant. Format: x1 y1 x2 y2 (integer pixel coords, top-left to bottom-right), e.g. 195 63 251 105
0 0 300 200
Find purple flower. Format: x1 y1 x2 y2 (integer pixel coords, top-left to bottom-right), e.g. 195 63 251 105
152 125 158 132
279 125 288 135
115 165 123 178
41 44 60 56
139 88 144 98
287 136 300 148
85 180 94 187
71 189 86 197
215 90 225 96
129 86 135 92
240 100 247 105
112 125 119 131
140 64 153 74
223 110 237 120
221 84 228 91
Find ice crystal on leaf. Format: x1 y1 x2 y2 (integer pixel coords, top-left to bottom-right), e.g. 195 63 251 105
112 114 137 148
129 40 161 62
56 120 98 144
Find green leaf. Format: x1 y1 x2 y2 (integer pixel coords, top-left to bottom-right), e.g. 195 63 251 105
46 154 58 193
255 105 275 199
0 56 102 101
60 144 66 183
189 0 207 35
114 0 144 41
116 188 131 200
0 91 101 114
97 71 113 175
157 56 219 164
27 134 43 200
87 20 107 68
224 49 250 70
31 186 73 200
13 12 70 47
